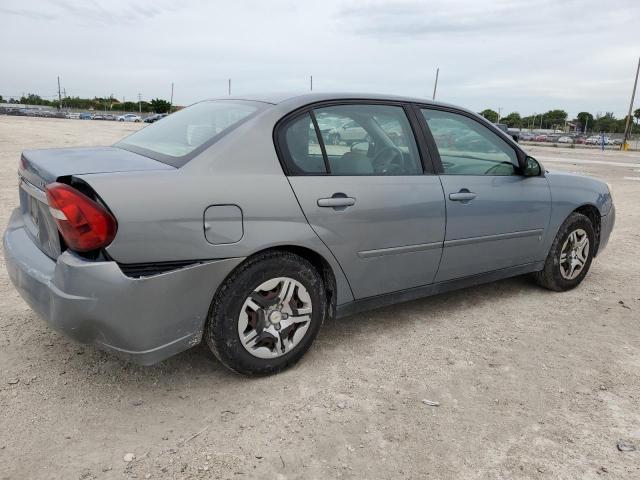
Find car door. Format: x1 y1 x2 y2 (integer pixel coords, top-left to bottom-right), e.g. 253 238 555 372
418 107 551 282
277 103 446 300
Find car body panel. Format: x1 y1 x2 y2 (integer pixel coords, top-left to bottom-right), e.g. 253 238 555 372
288 175 446 299
3 208 244 364
20 146 173 186
542 168 613 255
436 174 551 281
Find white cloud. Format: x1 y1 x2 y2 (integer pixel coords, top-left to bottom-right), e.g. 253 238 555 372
1 0 638 117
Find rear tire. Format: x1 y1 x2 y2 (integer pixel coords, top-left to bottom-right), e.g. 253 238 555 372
204 251 327 376
534 212 595 291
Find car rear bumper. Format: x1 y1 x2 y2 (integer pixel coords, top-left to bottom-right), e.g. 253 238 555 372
3 208 244 365
598 203 615 255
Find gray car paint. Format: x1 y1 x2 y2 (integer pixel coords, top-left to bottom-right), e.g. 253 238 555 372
2 92 615 365
436 175 551 281
289 175 445 298
20 146 173 187
3 209 244 365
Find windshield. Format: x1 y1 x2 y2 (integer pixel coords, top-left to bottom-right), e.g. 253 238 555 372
116 100 263 167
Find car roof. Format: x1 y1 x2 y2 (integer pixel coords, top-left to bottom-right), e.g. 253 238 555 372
206 92 459 110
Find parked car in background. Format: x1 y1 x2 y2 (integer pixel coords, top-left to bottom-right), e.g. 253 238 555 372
3 93 615 376
586 136 609 145
557 136 573 144
494 123 519 142
144 113 168 123
91 114 105 120
519 132 536 141
117 113 142 122
65 112 80 119
326 120 369 145
103 114 116 121
533 134 548 142
79 113 92 120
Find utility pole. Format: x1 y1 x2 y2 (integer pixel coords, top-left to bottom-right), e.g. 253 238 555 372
137 93 142 113
432 67 439 100
584 116 588 134
228 78 231 96
169 83 174 113
310 75 313 91
497 107 502 123
57 76 62 109
621 56 640 150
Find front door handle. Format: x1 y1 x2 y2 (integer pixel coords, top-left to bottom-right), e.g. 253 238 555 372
449 190 477 202
317 194 356 208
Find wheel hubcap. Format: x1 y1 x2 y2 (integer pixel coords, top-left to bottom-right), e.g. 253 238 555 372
238 277 312 359
559 228 589 280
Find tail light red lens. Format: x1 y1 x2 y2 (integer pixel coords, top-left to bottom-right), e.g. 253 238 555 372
45 182 117 252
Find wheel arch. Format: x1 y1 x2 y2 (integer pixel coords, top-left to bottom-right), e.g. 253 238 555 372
573 203 601 255
223 245 341 318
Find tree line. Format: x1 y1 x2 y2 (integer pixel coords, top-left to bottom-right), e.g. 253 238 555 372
480 108 640 134
0 93 172 114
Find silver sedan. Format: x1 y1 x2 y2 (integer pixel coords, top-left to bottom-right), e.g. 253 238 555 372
3 93 615 375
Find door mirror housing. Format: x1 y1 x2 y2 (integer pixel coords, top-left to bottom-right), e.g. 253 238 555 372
523 156 541 176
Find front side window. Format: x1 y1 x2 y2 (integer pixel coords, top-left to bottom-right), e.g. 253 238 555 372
421 109 519 175
279 104 423 176
116 100 261 166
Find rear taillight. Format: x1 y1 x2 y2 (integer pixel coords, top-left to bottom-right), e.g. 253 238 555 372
45 182 117 252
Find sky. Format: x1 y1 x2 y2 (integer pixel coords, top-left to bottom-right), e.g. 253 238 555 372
1 0 639 118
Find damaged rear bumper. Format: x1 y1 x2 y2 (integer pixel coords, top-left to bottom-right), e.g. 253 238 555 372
3 208 244 365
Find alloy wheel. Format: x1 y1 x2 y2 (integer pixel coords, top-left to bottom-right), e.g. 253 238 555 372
559 228 589 280
237 277 312 359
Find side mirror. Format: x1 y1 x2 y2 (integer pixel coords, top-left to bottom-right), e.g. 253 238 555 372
523 156 541 176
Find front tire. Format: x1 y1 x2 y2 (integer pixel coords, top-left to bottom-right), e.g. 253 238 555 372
204 251 327 376
534 212 596 291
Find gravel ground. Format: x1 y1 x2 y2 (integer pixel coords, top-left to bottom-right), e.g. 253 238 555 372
0 116 639 480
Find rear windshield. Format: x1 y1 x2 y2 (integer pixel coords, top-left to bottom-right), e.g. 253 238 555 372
115 100 264 167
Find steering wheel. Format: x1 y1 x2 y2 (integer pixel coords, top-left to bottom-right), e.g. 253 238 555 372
485 161 516 175
372 145 404 174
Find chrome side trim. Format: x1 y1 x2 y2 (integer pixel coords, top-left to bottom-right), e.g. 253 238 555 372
358 241 442 259
444 229 543 248
20 177 48 204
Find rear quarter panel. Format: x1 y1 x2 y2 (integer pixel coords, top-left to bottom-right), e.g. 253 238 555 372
79 113 355 305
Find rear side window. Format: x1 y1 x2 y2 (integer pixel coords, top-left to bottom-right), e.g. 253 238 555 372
278 104 423 176
281 113 327 174
116 100 263 167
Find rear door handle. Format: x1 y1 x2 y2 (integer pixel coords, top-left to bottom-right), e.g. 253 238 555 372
449 190 477 202
317 194 356 208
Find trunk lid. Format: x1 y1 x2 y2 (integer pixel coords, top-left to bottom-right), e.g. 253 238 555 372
18 146 173 259
20 146 174 187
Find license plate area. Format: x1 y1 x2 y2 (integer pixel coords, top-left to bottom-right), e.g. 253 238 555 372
28 195 40 226
19 178 62 259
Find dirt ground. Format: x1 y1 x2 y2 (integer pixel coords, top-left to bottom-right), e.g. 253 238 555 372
0 116 639 480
